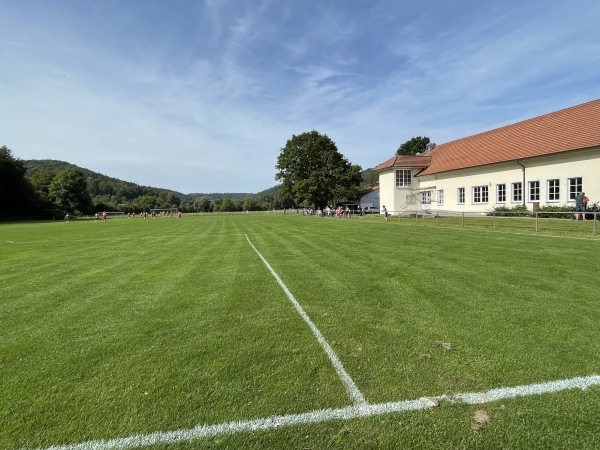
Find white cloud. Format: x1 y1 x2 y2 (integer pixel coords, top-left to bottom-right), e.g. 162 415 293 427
2 0 600 193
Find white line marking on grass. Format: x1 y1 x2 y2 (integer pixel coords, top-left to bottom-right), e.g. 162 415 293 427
245 234 367 407
29 375 600 450
454 375 600 404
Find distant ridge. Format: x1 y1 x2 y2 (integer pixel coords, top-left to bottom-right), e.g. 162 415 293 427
23 159 372 201
23 159 260 201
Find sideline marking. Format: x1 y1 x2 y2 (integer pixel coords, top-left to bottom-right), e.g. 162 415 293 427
30 375 600 450
245 234 367 407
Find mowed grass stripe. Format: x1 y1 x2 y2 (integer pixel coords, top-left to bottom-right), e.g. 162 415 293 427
2 214 600 449
22 375 600 450
245 234 367 406
1 217 349 449
238 215 600 402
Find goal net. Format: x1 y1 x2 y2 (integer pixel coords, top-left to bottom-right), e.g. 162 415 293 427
98 211 126 218
150 208 178 217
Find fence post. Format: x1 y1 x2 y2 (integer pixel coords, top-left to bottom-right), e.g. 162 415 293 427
535 212 539 233
462 212 464 227
594 212 597 236
493 211 496 230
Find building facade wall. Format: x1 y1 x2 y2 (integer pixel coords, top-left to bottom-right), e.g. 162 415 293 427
359 189 380 209
378 169 397 214
378 168 423 215
379 147 600 214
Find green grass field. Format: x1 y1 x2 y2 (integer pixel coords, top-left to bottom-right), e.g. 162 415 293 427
2 213 600 449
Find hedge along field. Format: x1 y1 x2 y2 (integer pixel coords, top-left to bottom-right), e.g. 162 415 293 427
1 213 599 449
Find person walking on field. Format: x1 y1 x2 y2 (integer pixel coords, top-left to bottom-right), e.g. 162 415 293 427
382 205 389 221
575 191 587 220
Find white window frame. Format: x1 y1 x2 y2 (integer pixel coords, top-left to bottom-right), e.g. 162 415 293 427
528 180 540 202
457 187 465 205
395 169 413 188
512 182 522 203
437 189 444 206
547 179 560 202
496 184 506 203
420 191 432 205
472 185 489 204
568 177 582 201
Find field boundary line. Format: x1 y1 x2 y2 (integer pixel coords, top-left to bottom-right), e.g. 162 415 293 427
245 234 367 407
29 375 600 450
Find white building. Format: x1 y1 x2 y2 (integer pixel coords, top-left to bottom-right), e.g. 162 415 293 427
359 186 380 209
375 99 600 214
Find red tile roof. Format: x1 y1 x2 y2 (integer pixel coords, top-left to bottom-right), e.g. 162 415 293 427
420 98 600 176
359 186 380 196
374 154 432 170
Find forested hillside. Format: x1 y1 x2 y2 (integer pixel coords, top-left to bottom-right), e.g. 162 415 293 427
22 159 267 215
22 159 378 215
3 145 377 220
24 160 251 201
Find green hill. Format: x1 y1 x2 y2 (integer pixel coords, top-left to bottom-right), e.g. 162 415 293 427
22 159 374 214
23 159 255 201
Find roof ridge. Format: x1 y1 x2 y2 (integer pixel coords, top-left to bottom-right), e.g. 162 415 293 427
435 98 600 149
419 98 600 176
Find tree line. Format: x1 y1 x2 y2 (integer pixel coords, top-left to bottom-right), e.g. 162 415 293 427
1 146 281 219
0 146 318 220
2 133 423 220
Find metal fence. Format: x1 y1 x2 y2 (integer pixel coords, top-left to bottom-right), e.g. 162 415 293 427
387 210 599 237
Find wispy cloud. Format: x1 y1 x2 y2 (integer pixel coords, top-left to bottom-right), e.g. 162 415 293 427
1 0 600 193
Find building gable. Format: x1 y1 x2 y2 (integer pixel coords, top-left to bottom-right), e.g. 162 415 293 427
374 155 431 171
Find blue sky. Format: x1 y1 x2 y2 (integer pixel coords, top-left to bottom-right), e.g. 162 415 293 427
2 0 600 194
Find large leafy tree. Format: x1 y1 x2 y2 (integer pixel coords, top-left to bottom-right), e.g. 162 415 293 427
0 145 38 218
361 168 379 189
131 195 157 212
157 191 181 208
220 198 243 212
30 169 58 203
242 196 261 211
194 196 213 212
48 168 93 214
275 131 362 208
396 136 432 155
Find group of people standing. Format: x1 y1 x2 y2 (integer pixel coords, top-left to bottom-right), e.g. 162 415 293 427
300 206 353 217
93 212 107 222
301 205 389 219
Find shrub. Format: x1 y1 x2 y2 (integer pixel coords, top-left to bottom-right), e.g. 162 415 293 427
487 204 529 216
536 204 574 219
